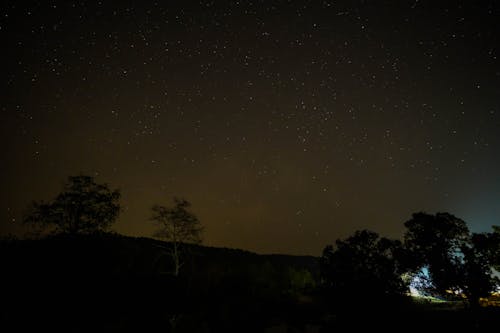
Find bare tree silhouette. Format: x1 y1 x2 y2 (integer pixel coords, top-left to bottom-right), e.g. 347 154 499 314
150 197 203 276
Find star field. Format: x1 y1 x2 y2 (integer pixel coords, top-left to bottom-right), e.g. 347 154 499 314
2 1 500 254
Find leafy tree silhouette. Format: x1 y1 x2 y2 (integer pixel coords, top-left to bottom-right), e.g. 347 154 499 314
321 230 408 302
23 175 121 235
150 197 203 276
404 212 498 306
404 212 470 297
460 231 500 307
490 226 500 272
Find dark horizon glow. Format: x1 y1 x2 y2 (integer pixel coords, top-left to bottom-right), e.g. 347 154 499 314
2 1 500 255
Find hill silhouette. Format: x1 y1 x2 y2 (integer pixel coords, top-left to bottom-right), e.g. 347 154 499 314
1 233 320 332
2 232 500 332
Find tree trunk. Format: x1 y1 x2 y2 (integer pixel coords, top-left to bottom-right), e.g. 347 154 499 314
173 242 180 276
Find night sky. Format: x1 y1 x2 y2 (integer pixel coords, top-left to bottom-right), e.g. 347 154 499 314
2 1 500 255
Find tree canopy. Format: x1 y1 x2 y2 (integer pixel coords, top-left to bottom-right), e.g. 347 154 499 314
489 226 500 271
403 212 499 305
321 230 408 300
403 212 470 296
23 175 121 235
459 232 499 305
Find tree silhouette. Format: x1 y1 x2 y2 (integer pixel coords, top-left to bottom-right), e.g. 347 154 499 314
150 197 203 276
404 212 469 297
404 212 498 305
321 230 408 301
490 226 500 271
459 232 500 307
23 175 121 235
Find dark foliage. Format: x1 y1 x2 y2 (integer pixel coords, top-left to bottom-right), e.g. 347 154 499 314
489 226 500 271
459 232 500 306
23 175 120 235
404 212 470 296
404 212 499 305
320 230 408 304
